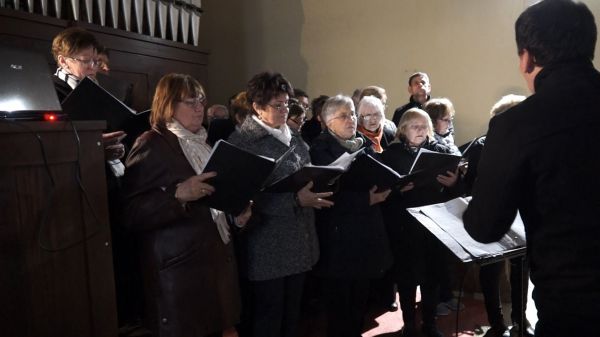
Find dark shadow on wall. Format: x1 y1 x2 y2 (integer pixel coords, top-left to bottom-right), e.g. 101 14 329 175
241 0 308 93
199 0 249 105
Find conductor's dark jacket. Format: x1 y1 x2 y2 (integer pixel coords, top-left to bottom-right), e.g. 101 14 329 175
463 60 600 314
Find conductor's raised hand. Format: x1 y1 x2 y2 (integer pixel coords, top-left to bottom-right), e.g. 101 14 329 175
296 181 334 209
175 172 217 202
436 168 459 187
369 185 392 206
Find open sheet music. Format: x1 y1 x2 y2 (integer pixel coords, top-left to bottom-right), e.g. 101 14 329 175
408 197 526 262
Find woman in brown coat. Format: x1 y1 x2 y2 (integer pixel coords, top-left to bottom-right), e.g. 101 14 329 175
122 73 250 337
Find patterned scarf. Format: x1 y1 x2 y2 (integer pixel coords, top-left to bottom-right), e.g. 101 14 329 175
328 129 364 153
357 125 383 153
166 119 231 244
55 68 81 89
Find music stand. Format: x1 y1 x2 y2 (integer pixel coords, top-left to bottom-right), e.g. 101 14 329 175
408 197 527 337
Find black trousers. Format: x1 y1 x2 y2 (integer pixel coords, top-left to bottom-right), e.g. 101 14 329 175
247 272 306 337
479 257 529 327
392 222 443 328
534 291 600 337
324 278 371 337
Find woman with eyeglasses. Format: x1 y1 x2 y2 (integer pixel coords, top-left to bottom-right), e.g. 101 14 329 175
423 98 461 155
227 71 333 337
357 95 395 153
309 95 393 337
51 27 139 328
122 73 251 337
379 108 460 337
50 27 126 161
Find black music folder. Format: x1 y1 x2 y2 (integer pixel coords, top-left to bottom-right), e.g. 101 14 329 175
265 148 361 193
201 140 278 215
408 197 526 263
405 148 462 188
458 136 482 157
265 164 345 193
61 77 141 131
340 153 409 192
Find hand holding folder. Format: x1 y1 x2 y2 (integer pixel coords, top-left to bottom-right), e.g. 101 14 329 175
402 148 462 188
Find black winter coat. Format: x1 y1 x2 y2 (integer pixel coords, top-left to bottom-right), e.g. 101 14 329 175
309 131 393 279
380 139 456 281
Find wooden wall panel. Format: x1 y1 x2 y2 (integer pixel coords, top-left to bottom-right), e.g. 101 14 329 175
0 121 116 337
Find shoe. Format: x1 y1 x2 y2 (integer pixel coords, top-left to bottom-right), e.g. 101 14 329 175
421 324 444 337
483 325 509 337
436 302 451 316
389 302 399 312
510 320 535 337
444 297 465 311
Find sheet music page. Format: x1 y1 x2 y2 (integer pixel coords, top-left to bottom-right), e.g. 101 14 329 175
409 209 473 262
329 149 363 169
409 197 526 258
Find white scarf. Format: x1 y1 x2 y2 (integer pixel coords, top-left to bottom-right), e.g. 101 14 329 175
252 115 292 146
166 119 231 244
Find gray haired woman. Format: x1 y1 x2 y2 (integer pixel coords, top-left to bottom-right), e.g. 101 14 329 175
310 95 393 337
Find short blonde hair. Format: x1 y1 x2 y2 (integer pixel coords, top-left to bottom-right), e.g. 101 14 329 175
396 108 434 140
150 73 205 129
490 94 526 116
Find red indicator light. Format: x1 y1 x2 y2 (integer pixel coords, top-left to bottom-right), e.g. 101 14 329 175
44 113 57 121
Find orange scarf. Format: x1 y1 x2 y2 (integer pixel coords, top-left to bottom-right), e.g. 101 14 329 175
358 125 383 153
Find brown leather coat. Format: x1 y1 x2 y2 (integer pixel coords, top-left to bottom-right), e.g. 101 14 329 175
122 127 240 337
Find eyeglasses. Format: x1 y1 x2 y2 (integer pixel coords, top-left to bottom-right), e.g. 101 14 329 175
360 114 382 121
267 101 289 111
300 103 312 112
67 57 98 68
330 113 357 122
180 95 206 109
438 117 454 123
408 124 429 131
288 116 306 125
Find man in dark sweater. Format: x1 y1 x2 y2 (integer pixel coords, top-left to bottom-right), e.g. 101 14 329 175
391 72 431 125
463 1 600 336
